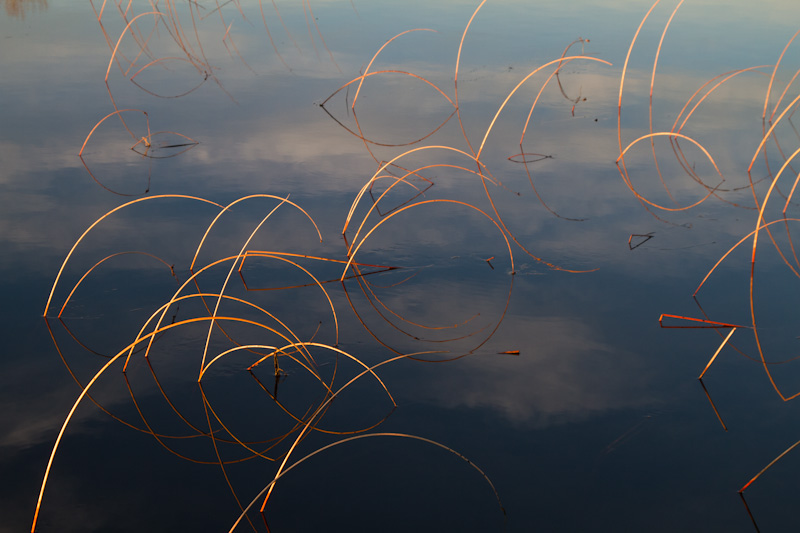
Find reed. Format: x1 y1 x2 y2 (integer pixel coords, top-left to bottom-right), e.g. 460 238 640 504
32 0 800 530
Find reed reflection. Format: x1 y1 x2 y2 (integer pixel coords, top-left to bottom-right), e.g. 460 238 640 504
3 0 47 19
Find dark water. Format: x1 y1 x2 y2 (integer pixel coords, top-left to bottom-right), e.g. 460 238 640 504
3 1 800 531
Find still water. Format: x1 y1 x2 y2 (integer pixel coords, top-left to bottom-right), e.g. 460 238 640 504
3 0 800 531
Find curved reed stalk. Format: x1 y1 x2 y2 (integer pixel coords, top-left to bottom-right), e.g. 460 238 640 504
34 313 380 531
749 147 800 401
105 11 166 83
56 251 177 318
347 162 498 259
453 0 488 157
764 28 800 121
190 194 321 272
121 292 325 460
44 195 224 317
201 196 291 371
128 261 316 373
182 195 325 374
646 0 684 204
615 1 738 212
342 145 488 243
341 165 513 342
248 349 394 437
342 198 514 282
740 437 800 493
618 0 662 172
184 194 323 364
197 342 394 460
769 65 800 124
471 53 609 269
128 291 317 382
616 132 726 211
673 67 771 135
31 316 265 532
746 93 800 189
667 66 771 209
476 55 612 161
351 29 436 109
45 318 227 448
230 432 504 532
340 31 452 165
122 365 295 466
693 218 800 297
251 350 451 516
345 261 516 362
366 169 434 217
79 109 151 155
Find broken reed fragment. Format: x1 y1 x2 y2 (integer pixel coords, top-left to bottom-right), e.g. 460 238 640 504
658 314 746 329
697 328 736 380
628 233 654 250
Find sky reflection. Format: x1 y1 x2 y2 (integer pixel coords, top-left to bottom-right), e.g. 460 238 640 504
5 0 800 531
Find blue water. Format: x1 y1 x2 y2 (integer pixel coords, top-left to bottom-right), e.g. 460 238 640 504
3 1 800 531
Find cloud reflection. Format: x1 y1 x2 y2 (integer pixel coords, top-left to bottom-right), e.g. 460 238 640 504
415 314 653 426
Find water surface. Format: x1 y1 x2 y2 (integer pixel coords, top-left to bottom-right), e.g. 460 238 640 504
3 1 800 531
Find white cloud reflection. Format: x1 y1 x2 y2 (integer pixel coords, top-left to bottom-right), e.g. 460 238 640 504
440 315 653 426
